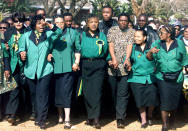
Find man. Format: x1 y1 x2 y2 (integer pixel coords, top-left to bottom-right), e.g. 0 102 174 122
63 13 73 28
107 13 135 128
136 14 159 45
99 6 118 35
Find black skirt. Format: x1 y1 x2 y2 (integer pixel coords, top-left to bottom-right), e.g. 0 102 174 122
130 82 158 108
82 58 106 119
157 79 183 111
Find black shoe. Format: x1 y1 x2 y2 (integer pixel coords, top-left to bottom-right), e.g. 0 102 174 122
148 119 152 126
34 121 39 126
7 116 15 124
93 122 101 129
64 121 72 129
141 122 148 128
39 122 46 130
117 119 124 129
85 119 93 126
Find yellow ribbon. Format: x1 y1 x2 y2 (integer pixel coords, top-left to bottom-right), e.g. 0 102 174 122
96 39 104 55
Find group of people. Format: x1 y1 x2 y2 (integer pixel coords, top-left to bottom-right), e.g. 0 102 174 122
0 5 187 131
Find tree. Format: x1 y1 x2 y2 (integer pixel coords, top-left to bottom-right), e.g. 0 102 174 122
0 0 36 14
90 0 132 19
130 0 148 17
42 0 88 18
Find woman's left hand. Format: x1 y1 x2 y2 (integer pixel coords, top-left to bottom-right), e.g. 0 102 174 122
72 63 80 72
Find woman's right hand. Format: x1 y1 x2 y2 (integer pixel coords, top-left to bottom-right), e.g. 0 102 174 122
149 47 160 54
20 51 27 61
47 54 53 62
4 70 10 80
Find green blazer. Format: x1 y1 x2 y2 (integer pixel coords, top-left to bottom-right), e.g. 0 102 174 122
152 39 188 83
3 27 27 74
52 28 81 74
128 43 156 84
18 26 62 79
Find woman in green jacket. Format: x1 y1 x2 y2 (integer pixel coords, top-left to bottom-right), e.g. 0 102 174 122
147 25 188 131
3 12 28 124
19 15 62 129
128 29 158 128
80 14 109 129
47 15 81 129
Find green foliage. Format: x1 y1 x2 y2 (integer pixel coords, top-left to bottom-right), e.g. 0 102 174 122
90 0 132 19
0 0 36 14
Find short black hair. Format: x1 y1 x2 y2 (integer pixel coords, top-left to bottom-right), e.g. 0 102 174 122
102 5 113 13
12 12 26 22
63 13 73 18
53 15 64 23
0 21 10 28
86 14 99 23
138 13 148 21
30 15 45 30
118 13 130 22
35 8 46 16
135 28 147 37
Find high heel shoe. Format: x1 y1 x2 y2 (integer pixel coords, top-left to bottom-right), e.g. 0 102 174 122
64 121 72 129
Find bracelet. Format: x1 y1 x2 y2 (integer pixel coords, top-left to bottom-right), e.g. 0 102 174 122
125 58 130 61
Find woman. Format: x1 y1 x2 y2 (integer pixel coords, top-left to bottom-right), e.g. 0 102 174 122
3 12 28 124
47 15 81 129
19 15 62 129
147 25 188 131
80 14 109 129
128 29 158 128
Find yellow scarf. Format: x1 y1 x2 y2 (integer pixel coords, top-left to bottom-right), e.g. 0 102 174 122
34 30 42 44
12 32 21 52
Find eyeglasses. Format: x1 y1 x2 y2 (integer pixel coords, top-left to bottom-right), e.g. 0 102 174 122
0 27 7 29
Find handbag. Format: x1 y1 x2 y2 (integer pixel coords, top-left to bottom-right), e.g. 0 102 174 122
162 71 181 82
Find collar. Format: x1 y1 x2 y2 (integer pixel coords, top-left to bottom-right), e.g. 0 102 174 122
12 26 25 35
29 30 47 45
62 27 67 36
135 42 151 53
159 39 178 52
85 28 100 38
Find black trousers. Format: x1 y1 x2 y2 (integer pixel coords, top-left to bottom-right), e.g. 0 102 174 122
27 73 52 124
5 67 21 116
108 75 129 120
82 59 106 119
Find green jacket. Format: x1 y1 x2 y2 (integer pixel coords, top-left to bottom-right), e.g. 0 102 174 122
52 28 81 74
152 39 188 83
3 27 28 73
81 31 109 59
128 43 156 84
18 26 62 79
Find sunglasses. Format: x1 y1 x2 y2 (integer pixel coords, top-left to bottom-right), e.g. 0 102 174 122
14 19 24 23
0 27 7 29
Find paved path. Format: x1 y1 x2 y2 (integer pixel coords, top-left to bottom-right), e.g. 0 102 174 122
0 114 188 131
